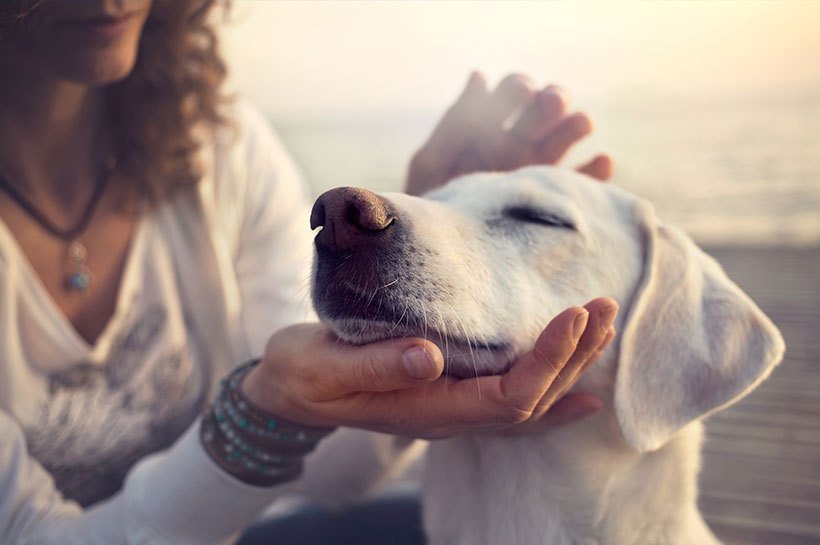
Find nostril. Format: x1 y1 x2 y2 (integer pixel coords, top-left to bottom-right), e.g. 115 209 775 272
346 201 394 231
310 202 326 230
345 203 361 229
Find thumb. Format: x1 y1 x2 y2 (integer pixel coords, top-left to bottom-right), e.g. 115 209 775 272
332 338 445 393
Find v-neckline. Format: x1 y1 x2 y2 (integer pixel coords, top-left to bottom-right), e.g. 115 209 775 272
0 213 148 365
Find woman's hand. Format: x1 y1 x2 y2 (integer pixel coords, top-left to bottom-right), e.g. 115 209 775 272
406 72 613 196
242 298 618 439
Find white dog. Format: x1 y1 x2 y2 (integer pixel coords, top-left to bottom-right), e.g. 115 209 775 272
310 166 784 545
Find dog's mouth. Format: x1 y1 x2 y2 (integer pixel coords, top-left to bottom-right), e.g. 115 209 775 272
315 284 515 379
326 316 515 379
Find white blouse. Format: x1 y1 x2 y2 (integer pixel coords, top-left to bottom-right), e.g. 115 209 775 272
0 102 419 545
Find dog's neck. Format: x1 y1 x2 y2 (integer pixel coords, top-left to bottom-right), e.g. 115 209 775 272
422 412 720 545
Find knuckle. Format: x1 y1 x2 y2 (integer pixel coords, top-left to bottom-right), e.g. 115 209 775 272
354 354 392 390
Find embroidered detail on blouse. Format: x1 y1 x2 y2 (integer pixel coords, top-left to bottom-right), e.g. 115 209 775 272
24 306 207 507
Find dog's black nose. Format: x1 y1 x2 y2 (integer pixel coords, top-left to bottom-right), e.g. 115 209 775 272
310 187 395 253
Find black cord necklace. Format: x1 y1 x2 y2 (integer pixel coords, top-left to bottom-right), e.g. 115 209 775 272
0 155 117 293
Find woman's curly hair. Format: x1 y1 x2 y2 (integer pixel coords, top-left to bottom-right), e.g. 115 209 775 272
0 0 230 203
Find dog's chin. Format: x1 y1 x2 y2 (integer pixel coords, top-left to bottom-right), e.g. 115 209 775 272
323 317 516 379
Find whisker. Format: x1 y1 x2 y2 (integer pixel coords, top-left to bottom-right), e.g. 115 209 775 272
390 301 410 335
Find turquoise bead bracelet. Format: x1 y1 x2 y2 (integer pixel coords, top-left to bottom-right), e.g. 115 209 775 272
224 366 333 442
201 410 302 482
200 359 335 487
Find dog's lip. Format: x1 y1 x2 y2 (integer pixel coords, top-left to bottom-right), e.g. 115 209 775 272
324 316 511 353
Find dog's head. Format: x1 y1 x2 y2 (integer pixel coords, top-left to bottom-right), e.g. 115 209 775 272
311 166 784 452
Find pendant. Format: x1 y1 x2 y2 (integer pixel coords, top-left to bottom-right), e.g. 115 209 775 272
65 240 93 292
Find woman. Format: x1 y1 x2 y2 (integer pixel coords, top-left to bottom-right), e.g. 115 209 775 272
0 1 618 543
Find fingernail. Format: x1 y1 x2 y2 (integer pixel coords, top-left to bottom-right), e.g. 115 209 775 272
597 328 616 351
403 346 437 380
599 304 619 329
572 310 589 341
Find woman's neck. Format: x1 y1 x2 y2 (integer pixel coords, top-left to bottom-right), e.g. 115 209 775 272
0 67 107 206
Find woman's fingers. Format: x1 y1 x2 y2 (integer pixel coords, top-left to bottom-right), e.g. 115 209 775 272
405 72 488 195
583 326 616 375
536 112 593 165
495 306 588 413
577 154 614 181
359 306 593 434
253 298 618 438
464 74 539 172
433 71 488 143
441 299 617 430
508 87 567 143
407 72 612 196
528 298 618 418
430 71 533 147
562 299 618 374
264 325 445 404
486 73 537 126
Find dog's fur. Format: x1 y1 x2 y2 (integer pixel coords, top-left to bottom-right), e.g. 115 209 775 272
312 166 784 545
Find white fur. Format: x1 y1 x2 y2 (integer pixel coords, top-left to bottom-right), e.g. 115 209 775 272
313 166 785 545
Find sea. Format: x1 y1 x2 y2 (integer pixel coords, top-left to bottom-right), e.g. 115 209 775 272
271 93 820 247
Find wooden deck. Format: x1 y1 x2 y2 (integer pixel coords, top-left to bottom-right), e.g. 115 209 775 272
699 246 820 545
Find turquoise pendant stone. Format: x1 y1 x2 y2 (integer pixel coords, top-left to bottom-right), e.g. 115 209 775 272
68 272 90 291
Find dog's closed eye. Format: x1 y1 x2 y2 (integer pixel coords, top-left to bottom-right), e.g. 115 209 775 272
503 206 575 230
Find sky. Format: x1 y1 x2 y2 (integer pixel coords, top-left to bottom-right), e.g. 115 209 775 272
221 1 820 118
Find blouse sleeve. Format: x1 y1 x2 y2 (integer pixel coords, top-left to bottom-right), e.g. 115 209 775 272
1 406 291 545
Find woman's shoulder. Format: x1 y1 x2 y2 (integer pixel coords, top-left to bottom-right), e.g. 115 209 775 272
197 99 312 255
208 99 300 187
202 99 308 209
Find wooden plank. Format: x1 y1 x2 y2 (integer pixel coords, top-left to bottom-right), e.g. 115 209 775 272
697 246 820 544
705 518 820 545
705 421 820 447
701 495 820 533
699 472 820 504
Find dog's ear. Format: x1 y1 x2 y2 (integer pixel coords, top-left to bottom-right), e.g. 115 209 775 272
614 203 785 452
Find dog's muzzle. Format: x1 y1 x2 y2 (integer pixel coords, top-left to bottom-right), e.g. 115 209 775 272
311 187 411 324
310 187 512 369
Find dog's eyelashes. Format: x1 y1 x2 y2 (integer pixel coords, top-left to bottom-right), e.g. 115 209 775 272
503 206 575 230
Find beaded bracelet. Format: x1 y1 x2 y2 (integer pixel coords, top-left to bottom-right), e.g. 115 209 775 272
200 359 336 487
